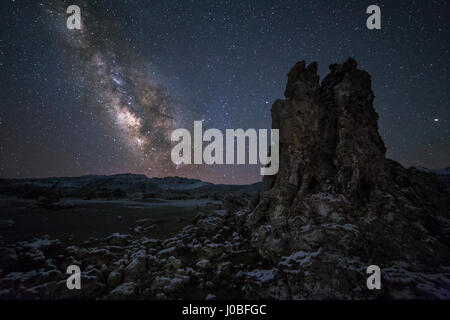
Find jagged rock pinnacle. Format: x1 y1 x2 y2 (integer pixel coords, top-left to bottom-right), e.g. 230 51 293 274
246 59 450 299
265 58 387 202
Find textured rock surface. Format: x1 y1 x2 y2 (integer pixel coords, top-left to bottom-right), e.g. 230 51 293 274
247 58 450 299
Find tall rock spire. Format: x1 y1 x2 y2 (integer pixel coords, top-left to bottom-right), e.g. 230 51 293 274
246 59 450 299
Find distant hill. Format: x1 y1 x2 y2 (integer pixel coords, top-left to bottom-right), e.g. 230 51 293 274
0 174 261 200
413 166 450 176
413 166 450 186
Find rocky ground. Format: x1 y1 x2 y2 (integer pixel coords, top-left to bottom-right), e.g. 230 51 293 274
1 188 449 300
1 58 450 300
0 195 266 300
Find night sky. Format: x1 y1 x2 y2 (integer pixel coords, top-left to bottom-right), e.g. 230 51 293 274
0 0 449 184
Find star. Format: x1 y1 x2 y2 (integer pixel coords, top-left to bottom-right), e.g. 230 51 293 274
0 0 449 184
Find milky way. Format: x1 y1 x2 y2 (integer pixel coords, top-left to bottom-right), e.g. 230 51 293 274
44 0 193 177
1 0 449 184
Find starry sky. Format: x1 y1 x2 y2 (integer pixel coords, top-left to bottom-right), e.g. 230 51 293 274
0 0 449 184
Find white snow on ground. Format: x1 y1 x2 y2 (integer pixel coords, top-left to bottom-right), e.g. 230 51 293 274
3 270 39 283
311 192 345 202
195 259 210 268
300 224 311 232
320 223 360 232
157 247 176 256
246 269 276 282
242 269 276 285
109 282 135 296
279 249 322 268
212 210 227 217
108 233 129 239
383 265 450 299
152 275 190 293
20 236 60 249
205 293 216 300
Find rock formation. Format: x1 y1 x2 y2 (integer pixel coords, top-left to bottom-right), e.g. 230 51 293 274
247 58 450 298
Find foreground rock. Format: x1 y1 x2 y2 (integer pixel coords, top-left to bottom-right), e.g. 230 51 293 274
0 198 260 299
247 58 450 299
